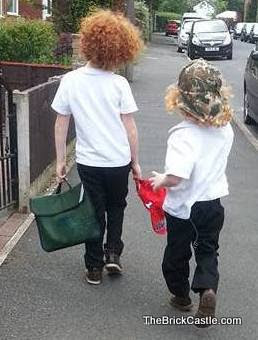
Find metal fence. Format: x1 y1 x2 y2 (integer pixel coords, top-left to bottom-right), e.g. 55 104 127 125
0 76 18 210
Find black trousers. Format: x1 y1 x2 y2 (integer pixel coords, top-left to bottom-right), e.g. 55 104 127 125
77 163 131 270
162 199 224 297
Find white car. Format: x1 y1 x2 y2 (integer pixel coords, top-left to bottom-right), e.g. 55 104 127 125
233 22 244 39
177 20 196 53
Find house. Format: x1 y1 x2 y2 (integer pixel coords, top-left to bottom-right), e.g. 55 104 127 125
193 1 215 18
0 0 52 20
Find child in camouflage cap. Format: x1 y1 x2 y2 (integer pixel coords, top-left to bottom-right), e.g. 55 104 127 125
150 59 234 327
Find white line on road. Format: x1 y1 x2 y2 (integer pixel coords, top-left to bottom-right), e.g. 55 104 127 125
0 156 76 267
232 115 258 151
0 214 35 266
145 57 158 60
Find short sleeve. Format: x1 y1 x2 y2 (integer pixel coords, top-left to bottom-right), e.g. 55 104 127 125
51 77 72 115
165 129 198 179
120 78 138 114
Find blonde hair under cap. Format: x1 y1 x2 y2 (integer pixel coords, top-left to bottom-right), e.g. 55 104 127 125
165 59 233 127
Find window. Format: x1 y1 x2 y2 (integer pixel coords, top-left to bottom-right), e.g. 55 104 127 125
42 0 52 20
183 21 194 33
193 20 227 34
7 0 18 15
0 0 2 16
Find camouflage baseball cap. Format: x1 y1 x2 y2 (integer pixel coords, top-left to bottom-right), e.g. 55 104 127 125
174 59 233 126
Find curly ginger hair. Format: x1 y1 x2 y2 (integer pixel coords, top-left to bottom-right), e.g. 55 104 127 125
80 10 143 71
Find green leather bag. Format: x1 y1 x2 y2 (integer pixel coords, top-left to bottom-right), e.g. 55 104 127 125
30 181 100 252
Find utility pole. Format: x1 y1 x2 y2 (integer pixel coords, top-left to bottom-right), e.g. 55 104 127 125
243 0 253 21
148 0 153 41
112 0 125 12
125 0 135 81
256 0 258 22
111 0 135 81
125 0 135 23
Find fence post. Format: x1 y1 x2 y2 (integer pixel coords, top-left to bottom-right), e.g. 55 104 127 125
72 34 85 69
13 90 30 212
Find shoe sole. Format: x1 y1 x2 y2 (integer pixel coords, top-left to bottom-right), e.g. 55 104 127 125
169 299 193 312
105 263 122 274
86 277 101 285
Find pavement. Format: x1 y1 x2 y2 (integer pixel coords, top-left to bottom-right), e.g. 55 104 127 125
0 34 258 340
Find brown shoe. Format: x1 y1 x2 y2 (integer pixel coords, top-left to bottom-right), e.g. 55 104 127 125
194 289 216 328
169 296 193 312
86 268 103 285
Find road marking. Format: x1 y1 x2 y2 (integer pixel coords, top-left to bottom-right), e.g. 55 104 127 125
0 156 76 267
232 114 258 151
0 213 35 266
145 57 158 60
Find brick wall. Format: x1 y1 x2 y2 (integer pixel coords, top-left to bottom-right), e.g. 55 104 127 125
0 61 72 91
28 79 75 183
19 0 42 19
1 0 42 19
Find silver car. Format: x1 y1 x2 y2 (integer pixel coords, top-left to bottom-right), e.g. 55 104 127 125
177 20 195 53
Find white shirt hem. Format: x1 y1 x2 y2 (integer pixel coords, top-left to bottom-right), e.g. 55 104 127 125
76 157 131 168
163 192 229 220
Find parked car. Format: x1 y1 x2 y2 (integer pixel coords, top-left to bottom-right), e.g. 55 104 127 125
240 23 255 42
182 12 206 23
177 20 196 52
233 22 245 39
187 19 233 60
249 23 258 43
244 49 258 124
165 20 180 36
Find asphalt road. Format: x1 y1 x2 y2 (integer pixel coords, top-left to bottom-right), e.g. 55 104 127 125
205 38 258 139
0 34 258 340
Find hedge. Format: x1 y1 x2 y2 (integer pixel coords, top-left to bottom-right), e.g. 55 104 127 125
0 19 59 64
155 11 182 32
135 0 150 41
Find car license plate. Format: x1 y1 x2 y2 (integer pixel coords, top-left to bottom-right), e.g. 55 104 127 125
205 47 219 51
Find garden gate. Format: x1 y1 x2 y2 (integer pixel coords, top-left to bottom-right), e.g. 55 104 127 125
0 74 18 210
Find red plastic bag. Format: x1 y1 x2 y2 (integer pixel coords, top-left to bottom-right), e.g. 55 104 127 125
135 179 167 236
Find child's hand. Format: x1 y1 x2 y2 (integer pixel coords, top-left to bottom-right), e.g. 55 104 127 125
149 171 166 191
131 161 142 180
56 161 67 183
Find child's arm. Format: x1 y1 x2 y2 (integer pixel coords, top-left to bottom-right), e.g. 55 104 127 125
121 113 141 179
149 171 182 191
55 114 71 182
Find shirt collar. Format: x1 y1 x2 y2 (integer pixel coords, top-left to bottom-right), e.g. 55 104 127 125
81 63 113 75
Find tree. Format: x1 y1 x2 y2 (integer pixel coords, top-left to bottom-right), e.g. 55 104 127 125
52 0 112 33
227 0 244 11
145 0 163 11
158 0 187 13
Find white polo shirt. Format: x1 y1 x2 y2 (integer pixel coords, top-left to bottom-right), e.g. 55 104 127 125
163 120 234 219
51 65 138 167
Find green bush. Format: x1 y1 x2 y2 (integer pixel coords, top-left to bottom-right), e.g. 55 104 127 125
0 18 58 64
135 0 150 41
155 11 182 32
52 0 112 33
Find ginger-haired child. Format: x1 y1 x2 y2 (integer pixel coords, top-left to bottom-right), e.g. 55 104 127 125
52 10 143 285
150 59 234 327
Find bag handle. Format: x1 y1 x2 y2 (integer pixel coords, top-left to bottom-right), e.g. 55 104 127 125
55 178 72 195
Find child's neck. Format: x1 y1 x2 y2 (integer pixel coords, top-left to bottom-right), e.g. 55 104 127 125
87 61 98 69
87 61 113 73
